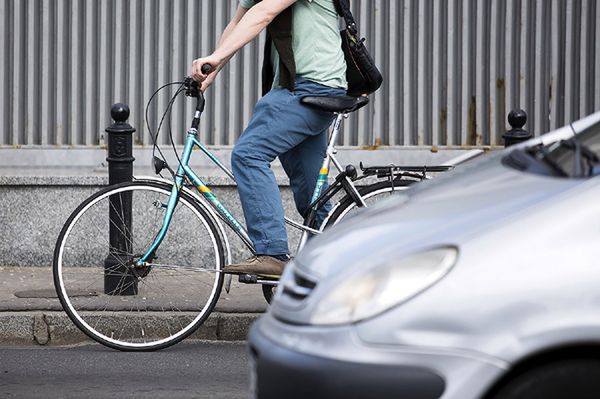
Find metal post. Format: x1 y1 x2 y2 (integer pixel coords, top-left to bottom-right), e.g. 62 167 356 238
104 103 137 295
503 109 532 147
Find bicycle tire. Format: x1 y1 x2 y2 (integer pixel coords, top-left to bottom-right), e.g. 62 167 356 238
53 181 225 351
322 179 417 229
262 179 417 304
262 284 275 304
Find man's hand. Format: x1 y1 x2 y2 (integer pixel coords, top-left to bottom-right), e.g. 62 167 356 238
191 55 222 90
199 72 217 92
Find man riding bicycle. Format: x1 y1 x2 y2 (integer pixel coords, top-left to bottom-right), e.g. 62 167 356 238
191 0 347 277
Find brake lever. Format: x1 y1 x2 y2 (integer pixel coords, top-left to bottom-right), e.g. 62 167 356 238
184 64 213 97
184 77 200 98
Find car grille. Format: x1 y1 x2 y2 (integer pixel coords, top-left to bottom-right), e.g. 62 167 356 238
280 269 317 301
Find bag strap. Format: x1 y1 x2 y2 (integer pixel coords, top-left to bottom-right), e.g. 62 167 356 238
333 0 359 36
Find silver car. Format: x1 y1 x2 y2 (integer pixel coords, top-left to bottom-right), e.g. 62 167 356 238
248 111 600 399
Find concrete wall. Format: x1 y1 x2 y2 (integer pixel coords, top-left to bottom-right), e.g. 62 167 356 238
0 147 474 267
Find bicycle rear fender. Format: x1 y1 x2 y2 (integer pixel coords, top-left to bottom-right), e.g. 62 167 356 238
133 175 233 293
320 204 339 231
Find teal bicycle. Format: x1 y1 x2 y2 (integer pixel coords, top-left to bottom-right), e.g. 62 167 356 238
53 75 451 351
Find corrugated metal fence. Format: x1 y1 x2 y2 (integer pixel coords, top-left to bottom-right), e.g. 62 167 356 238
1 0 599 148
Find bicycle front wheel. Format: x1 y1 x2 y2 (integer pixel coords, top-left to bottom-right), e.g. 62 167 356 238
53 181 225 351
322 179 417 229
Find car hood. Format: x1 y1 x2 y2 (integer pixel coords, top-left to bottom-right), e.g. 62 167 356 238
293 153 582 282
289 115 600 282
271 151 587 322
269 119 600 321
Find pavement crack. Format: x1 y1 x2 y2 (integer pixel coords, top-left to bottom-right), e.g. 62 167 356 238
33 313 50 345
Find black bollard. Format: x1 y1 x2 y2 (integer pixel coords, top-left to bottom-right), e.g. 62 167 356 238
104 103 137 295
503 109 532 147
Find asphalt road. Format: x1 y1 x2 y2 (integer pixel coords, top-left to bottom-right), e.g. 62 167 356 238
0 341 250 398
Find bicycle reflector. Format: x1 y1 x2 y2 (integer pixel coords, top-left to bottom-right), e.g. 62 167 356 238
153 156 168 175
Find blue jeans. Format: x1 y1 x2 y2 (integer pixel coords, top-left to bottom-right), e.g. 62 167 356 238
231 78 345 255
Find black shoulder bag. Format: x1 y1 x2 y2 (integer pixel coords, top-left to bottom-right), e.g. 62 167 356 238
334 0 383 97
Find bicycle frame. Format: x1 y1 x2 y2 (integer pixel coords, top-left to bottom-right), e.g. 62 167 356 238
136 109 365 267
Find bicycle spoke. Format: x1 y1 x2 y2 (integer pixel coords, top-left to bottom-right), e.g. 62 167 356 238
136 302 145 343
118 192 133 254
74 213 137 260
73 273 136 311
108 197 135 251
148 263 221 274
142 266 221 290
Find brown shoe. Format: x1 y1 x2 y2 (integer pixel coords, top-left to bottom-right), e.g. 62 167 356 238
223 256 287 278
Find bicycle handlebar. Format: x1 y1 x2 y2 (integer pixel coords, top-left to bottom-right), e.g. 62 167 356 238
182 77 205 129
184 64 214 98
201 64 213 75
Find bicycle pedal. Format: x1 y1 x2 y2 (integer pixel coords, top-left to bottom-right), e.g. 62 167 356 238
239 274 258 284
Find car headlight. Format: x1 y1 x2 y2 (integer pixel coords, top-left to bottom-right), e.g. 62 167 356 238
310 247 458 325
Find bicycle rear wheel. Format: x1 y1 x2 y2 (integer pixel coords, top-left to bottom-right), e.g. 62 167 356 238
261 180 417 304
322 179 417 229
262 284 276 304
53 181 225 351
263 180 419 304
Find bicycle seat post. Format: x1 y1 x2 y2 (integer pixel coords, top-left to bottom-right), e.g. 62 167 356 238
327 113 345 155
296 112 348 253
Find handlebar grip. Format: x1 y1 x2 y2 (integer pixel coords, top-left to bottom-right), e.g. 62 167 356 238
201 64 213 75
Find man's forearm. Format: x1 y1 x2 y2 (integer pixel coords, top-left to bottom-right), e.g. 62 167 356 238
214 8 246 71
190 0 296 83
212 0 296 63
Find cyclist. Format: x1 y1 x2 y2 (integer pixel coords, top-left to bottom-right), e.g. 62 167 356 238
191 0 347 277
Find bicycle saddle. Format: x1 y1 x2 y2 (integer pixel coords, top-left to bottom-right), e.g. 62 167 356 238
301 95 369 113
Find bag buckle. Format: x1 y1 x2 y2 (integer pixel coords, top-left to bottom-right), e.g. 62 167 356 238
348 22 358 36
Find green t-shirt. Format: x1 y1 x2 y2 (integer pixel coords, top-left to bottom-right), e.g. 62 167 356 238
239 0 347 90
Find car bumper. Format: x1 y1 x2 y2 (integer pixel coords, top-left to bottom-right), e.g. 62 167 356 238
248 314 508 399
249 323 444 399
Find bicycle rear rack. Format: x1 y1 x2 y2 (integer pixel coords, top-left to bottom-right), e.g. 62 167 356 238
359 162 453 179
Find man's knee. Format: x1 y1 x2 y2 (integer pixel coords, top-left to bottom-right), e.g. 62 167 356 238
231 143 249 170
232 136 276 169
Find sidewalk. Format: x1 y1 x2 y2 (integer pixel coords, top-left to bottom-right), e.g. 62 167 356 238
0 266 268 346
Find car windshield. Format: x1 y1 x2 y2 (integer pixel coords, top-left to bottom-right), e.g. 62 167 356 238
503 119 600 178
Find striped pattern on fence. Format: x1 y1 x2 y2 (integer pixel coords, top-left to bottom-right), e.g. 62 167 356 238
0 0 598 148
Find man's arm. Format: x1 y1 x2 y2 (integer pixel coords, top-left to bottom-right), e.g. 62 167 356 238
194 5 248 91
191 0 297 85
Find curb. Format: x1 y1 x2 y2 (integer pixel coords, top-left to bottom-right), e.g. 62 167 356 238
0 312 261 346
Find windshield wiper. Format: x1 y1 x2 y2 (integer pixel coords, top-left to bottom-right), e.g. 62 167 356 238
526 145 569 177
556 138 600 177
525 139 600 178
